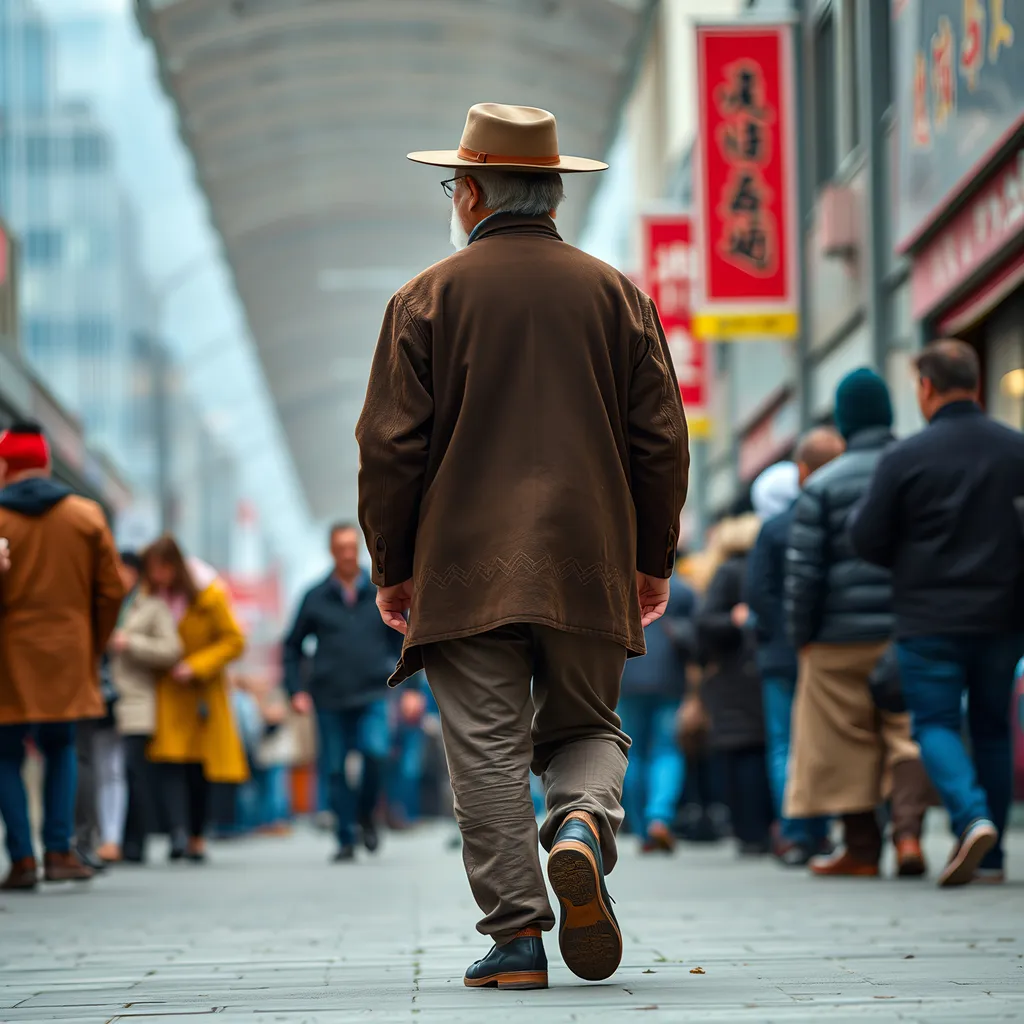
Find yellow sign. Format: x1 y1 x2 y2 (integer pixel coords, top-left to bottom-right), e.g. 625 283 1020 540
688 414 712 440
692 311 799 340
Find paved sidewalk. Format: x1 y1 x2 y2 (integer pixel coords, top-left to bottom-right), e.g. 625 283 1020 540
0 823 1022 1023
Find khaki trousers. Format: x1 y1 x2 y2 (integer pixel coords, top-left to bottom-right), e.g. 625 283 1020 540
786 642 924 819
421 623 629 945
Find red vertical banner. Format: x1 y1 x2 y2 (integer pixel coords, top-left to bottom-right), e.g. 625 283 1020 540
641 213 710 438
694 23 799 340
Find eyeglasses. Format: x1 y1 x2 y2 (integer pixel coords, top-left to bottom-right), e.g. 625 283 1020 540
441 177 459 199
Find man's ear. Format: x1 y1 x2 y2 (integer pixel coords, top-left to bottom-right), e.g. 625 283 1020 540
465 175 483 211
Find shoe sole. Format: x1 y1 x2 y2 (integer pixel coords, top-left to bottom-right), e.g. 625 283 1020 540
547 839 622 982
939 825 998 888
809 863 879 877
464 971 548 990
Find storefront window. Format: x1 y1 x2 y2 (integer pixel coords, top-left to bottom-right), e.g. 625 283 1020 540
985 294 1024 430
989 333 1024 430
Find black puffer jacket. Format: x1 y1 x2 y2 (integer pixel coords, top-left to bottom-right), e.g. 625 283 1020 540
784 426 894 649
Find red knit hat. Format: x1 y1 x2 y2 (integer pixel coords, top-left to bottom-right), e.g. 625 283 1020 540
0 421 51 473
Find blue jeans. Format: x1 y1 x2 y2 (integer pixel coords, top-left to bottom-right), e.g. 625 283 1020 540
619 694 686 835
0 722 77 862
762 676 829 846
317 700 390 847
897 633 1023 871
387 722 426 821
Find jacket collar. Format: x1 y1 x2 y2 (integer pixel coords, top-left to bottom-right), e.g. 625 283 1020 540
929 399 982 424
844 425 895 451
325 569 370 598
469 213 562 245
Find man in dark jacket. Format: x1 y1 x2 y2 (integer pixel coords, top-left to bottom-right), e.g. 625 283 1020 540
784 369 932 878
618 574 695 853
747 433 844 865
850 340 1024 887
284 523 402 862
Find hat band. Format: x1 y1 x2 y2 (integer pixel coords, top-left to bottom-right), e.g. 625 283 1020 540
457 145 561 167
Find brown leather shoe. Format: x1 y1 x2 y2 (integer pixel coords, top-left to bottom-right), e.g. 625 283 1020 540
809 849 879 877
642 821 676 854
1 857 38 890
895 836 927 877
44 850 95 882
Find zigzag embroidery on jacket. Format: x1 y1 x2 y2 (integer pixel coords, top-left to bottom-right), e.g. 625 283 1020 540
420 553 625 591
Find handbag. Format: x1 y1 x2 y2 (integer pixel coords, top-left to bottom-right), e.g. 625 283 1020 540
868 644 905 714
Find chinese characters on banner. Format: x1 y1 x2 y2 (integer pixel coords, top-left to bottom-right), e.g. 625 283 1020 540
895 0 1020 246
694 24 799 341
641 213 710 438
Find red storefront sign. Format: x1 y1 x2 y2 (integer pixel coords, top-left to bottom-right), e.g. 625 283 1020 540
911 146 1024 319
694 24 799 340
641 213 710 437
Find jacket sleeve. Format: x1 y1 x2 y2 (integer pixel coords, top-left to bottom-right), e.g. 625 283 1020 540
696 561 743 664
92 520 126 654
629 297 690 578
849 448 901 568
355 292 434 587
745 523 779 647
281 593 313 697
785 489 827 649
124 599 183 671
184 586 246 682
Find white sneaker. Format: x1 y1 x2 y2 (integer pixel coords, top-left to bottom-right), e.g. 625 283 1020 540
938 818 998 887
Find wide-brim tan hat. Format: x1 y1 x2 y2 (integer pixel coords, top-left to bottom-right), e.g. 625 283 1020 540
408 102 608 174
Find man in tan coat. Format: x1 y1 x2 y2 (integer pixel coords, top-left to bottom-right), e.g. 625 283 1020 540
0 421 124 889
357 103 688 989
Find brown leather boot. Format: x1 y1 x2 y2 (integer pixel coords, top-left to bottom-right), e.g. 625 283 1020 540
1 857 38 890
895 835 927 877
809 848 879 877
44 850 95 882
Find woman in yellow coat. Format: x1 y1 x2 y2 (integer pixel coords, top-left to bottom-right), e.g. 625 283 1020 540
144 535 248 862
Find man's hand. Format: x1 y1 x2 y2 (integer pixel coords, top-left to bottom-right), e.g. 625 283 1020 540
291 692 314 716
377 579 414 634
636 572 671 628
731 602 750 628
0 538 9 574
109 630 130 654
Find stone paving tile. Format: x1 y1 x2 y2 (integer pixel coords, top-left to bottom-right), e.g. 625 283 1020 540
0 821 1022 1022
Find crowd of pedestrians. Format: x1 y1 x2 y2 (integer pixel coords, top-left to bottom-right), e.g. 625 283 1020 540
0 428 449 886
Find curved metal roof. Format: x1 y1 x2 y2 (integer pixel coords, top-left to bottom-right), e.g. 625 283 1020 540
138 0 652 521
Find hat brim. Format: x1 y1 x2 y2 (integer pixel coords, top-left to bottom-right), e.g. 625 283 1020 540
407 150 608 173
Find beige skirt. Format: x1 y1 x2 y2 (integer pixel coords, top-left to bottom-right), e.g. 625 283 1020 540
785 641 921 819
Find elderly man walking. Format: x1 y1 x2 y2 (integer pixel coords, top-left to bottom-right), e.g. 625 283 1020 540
356 103 688 989
0 421 124 890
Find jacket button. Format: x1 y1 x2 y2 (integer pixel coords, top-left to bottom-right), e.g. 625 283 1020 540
376 562 384 574
375 537 385 552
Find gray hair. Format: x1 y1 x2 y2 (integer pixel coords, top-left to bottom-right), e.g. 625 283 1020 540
465 169 565 216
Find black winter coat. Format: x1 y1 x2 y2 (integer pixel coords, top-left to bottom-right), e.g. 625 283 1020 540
746 503 798 681
697 553 764 751
282 573 402 710
849 401 1024 637
785 426 894 649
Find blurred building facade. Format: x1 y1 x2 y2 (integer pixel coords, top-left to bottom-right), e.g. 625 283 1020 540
0 0 256 571
581 0 1024 532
